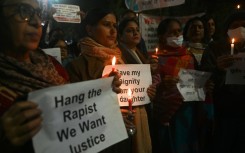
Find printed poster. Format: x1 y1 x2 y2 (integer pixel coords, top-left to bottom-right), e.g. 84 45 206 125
103 64 152 107
29 77 128 153
52 4 81 23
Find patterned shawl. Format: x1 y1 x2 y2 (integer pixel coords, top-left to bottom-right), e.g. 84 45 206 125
79 37 124 65
0 49 67 95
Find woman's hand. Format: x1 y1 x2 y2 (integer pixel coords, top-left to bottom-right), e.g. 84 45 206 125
205 80 214 95
0 101 42 146
147 84 156 100
77 11 86 20
162 75 179 88
149 55 158 74
109 71 122 94
217 55 236 71
120 109 135 130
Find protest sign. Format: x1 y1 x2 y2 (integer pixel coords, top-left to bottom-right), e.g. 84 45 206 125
28 77 128 153
177 69 211 101
52 4 81 23
43 48 62 64
226 53 245 84
125 0 185 12
103 64 152 107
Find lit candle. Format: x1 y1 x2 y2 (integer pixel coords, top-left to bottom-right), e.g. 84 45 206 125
155 47 158 55
112 56 116 71
237 4 240 9
127 88 132 111
231 38 235 55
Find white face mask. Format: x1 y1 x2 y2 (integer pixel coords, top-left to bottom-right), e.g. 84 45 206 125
166 35 183 48
227 27 245 42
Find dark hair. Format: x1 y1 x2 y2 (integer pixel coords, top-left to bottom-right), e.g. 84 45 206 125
48 28 64 40
118 18 138 35
183 16 206 42
80 7 116 38
157 18 181 36
200 14 216 42
0 0 11 50
48 38 66 49
201 14 215 24
120 9 136 19
224 11 245 32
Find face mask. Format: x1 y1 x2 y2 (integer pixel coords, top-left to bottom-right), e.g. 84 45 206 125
227 27 245 42
166 35 183 48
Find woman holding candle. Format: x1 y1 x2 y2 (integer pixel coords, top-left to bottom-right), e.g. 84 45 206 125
201 11 245 153
66 7 135 153
118 18 158 153
152 18 203 153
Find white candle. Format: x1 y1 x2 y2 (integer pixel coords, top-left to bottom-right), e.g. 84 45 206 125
127 88 132 111
155 47 158 55
231 38 235 55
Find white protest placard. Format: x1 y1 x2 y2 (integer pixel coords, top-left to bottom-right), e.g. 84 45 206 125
125 0 185 12
52 4 81 23
28 77 128 153
177 69 211 101
43 48 62 64
102 64 152 107
226 53 245 84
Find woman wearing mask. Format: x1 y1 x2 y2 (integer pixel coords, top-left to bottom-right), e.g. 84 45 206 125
201 11 245 153
153 18 200 153
118 18 157 153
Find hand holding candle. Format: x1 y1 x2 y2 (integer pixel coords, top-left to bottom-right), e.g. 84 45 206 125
231 38 235 55
126 88 136 135
112 56 116 71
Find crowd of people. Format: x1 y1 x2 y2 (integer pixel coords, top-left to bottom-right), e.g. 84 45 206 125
1 0 245 153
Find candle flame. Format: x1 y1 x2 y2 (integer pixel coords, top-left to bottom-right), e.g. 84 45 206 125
112 56 116 66
155 48 158 54
237 4 240 9
128 88 132 99
232 38 235 44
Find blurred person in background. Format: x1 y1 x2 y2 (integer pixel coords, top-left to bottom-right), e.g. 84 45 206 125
201 11 245 153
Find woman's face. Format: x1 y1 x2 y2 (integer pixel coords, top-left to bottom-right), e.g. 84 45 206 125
207 18 215 37
120 21 141 48
87 13 117 48
54 40 68 60
1 0 42 51
187 20 204 43
160 21 182 45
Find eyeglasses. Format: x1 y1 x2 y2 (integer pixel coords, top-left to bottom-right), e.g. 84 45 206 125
1 3 42 22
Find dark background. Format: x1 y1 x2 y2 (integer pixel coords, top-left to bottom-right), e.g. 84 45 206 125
48 0 245 43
